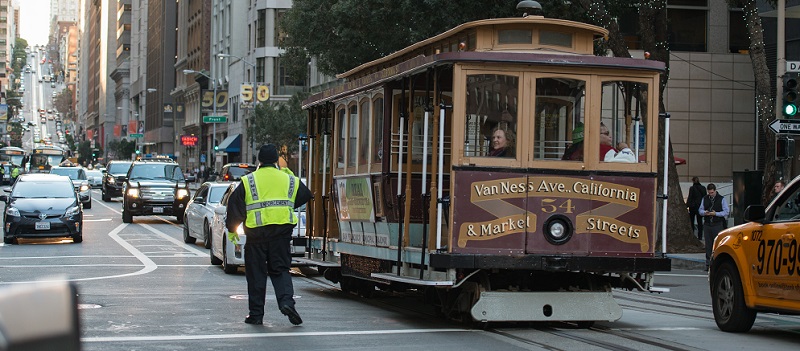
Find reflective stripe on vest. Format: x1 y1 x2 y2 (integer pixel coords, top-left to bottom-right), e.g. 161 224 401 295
242 167 299 228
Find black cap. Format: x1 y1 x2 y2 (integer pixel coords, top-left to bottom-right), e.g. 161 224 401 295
258 144 279 164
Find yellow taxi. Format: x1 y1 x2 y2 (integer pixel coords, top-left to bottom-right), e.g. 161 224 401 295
710 177 800 332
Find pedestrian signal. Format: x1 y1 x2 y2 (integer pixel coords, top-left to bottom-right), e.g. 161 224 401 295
784 75 798 117
776 137 795 160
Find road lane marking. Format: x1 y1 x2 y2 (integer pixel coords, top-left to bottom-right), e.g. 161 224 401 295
85 218 112 222
139 222 207 257
82 328 472 342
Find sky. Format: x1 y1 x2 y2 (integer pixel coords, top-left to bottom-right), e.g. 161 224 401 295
18 0 51 46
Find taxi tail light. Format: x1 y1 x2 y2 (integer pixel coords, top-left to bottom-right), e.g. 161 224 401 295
223 174 230 181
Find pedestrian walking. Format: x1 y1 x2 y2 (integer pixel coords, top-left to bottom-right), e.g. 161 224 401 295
225 144 312 325
699 183 729 270
770 179 786 202
687 177 705 239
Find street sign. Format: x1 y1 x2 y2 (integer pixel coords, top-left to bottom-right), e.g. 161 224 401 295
203 116 227 123
788 61 800 73
129 133 143 138
768 119 800 134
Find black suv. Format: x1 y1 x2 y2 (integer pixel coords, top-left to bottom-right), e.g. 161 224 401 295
121 160 190 223
102 160 133 201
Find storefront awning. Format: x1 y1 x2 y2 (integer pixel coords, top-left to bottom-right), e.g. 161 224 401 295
218 134 241 153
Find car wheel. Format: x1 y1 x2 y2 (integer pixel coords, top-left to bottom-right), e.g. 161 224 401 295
102 189 111 202
72 234 82 243
3 236 15 245
712 261 757 332
176 211 184 224
203 221 211 249
122 210 133 223
223 239 237 274
210 238 222 265
183 220 196 244
84 199 92 209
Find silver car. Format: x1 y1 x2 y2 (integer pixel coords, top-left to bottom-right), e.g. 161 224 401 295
183 182 229 249
85 170 103 188
210 183 245 274
49 166 92 209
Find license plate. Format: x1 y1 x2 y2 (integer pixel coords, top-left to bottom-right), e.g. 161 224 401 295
153 207 164 214
35 222 50 230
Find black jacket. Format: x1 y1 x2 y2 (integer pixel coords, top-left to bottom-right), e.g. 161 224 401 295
225 165 312 243
687 182 705 211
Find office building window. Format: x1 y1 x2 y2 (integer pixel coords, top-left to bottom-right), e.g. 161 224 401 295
617 0 708 52
256 57 265 83
729 9 749 53
256 9 265 48
274 57 305 96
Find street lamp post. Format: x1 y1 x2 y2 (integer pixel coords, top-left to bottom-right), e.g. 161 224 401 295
217 53 257 162
182 69 216 171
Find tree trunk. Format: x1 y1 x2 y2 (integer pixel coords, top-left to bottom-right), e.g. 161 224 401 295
736 0 777 204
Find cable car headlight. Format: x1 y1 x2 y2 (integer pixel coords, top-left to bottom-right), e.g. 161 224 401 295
543 215 573 245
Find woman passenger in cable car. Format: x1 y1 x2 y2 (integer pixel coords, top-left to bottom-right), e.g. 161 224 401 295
487 123 516 157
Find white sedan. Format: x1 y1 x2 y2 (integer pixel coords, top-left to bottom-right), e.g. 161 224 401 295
183 182 230 248
209 183 245 274
85 170 103 188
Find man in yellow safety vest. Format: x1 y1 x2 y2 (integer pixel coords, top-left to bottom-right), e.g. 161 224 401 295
225 144 311 326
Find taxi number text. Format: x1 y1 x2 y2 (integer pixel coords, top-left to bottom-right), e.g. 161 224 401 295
756 239 800 276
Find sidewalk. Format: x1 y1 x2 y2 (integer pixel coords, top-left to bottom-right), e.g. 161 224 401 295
667 253 706 271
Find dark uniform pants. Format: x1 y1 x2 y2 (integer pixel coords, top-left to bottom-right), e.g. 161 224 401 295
244 234 295 319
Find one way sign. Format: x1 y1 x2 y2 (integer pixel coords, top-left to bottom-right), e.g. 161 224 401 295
769 119 800 134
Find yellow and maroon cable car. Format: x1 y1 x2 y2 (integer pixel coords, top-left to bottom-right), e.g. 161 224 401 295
298 5 671 324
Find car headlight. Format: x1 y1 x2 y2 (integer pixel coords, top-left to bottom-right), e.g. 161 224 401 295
5 206 19 217
65 205 80 217
176 188 189 199
127 187 140 198
80 184 90 192
107 176 115 184
236 223 245 235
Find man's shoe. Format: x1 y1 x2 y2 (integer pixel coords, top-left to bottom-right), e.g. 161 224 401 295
279 305 303 325
244 316 263 325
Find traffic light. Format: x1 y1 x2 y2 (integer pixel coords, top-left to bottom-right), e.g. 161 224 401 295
214 145 219 152
776 137 795 160
784 75 799 117
135 149 140 155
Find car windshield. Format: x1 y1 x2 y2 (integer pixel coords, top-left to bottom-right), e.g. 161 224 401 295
108 162 132 174
129 164 185 181
227 166 256 180
86 170 102 178
12 180 75 198
50 168 82 180
208 186 226 204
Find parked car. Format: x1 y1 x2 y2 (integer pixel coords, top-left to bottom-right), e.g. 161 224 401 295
85 170 103 188
49 166 92 209
710 173 800 332
209 183 245 274
1 174 84 244
183 182 230 249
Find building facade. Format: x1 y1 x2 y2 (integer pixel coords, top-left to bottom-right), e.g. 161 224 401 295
144 0 176 155
110 0 131 159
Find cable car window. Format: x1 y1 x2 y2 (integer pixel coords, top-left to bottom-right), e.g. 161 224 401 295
359 100 370 167
337 107 346 169
463 74 518 158
498 29 532 45
373 97 384 163
534 77 586 161
600 81 649 163
539 30 572 48
348 105 358 167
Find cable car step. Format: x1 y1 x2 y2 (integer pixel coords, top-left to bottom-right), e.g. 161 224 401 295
370 273 454 286
292 257 340 268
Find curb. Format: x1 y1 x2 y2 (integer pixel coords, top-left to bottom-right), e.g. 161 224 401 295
668 254 707 271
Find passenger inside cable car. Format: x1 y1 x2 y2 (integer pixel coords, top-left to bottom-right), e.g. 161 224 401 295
487 122 516 157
